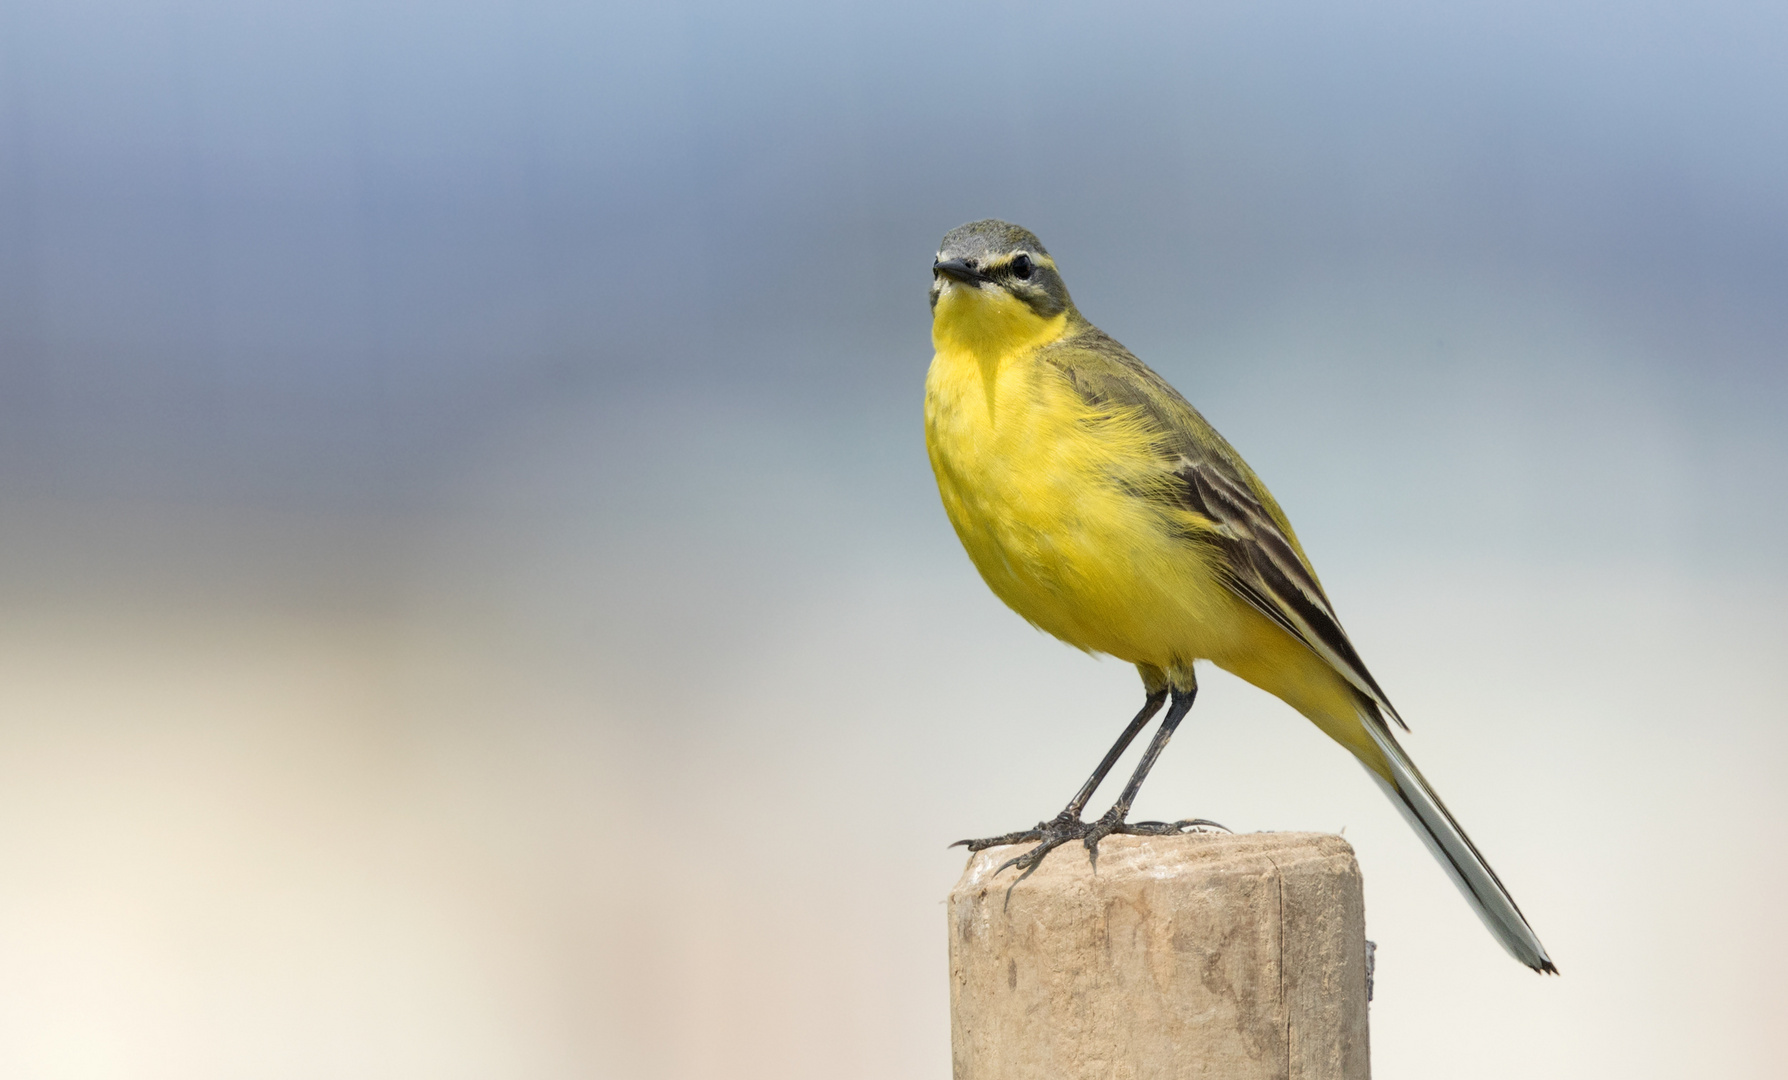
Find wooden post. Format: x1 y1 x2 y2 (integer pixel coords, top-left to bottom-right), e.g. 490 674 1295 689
948 832 1370 1080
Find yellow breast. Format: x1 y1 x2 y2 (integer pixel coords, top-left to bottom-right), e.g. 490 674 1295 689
922 291 1237 671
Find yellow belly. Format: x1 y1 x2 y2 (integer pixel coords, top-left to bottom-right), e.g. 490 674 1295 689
924 342 1227 668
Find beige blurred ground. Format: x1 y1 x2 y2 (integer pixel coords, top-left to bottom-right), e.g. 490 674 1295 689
0 389 1781 1080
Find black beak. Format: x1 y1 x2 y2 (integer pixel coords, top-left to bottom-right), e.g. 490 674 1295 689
933 258 984 286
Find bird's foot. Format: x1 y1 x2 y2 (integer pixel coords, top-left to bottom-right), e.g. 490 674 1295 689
953 810 1228 908
1080 807 1228 872
962 811 1088 884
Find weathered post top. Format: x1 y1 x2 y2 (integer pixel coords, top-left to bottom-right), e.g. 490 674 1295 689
948 832 1370 1080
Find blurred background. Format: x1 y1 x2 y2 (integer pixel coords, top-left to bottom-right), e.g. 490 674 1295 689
1 0 1785 1076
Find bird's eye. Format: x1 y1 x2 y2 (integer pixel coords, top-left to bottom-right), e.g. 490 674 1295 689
1011 254 1033 280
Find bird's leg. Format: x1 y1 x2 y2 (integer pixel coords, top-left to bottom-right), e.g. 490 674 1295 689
953 687 1226 908
951 682 1227 905
1060 687 1170 819
1082 685 1225 870
952 688 1166 858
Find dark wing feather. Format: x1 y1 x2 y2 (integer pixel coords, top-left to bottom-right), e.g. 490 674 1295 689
1043 325 1405 729
1175 458 1405 728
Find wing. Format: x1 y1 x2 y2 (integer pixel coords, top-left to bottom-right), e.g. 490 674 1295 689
1042 326 1406 729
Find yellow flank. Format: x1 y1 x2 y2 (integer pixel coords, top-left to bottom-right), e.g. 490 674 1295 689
923 279 1390 777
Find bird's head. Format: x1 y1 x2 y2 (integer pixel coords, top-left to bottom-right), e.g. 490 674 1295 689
930 220 1076 358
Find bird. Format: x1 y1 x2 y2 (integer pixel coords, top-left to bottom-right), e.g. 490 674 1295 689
923 219 1555 973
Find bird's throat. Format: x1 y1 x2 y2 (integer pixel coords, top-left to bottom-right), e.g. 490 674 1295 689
930 287 1069 416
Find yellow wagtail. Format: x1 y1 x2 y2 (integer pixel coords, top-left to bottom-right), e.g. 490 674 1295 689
926 219 1555 973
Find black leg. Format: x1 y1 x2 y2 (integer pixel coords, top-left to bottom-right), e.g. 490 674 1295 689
953 689 1166 854
1062 688 1168 818
953 683 1225 905
1107 685 1194 820
1081 685 1221 870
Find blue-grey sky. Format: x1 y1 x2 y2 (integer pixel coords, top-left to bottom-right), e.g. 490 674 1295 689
3 0 1783 518
0 2 1784 1077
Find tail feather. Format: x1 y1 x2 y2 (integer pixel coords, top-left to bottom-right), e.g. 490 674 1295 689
1358 711 1557 974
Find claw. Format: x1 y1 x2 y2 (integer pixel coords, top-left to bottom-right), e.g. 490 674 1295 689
1126 817 1230 835
1081 807 1124 873
1175 818 1229 833
952 823 1050 852
1001 868 1034 911
993 837 1066 879
995 833 1079 909
1083 830 1112 872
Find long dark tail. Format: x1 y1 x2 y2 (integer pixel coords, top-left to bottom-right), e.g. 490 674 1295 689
1358 708 1557 973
